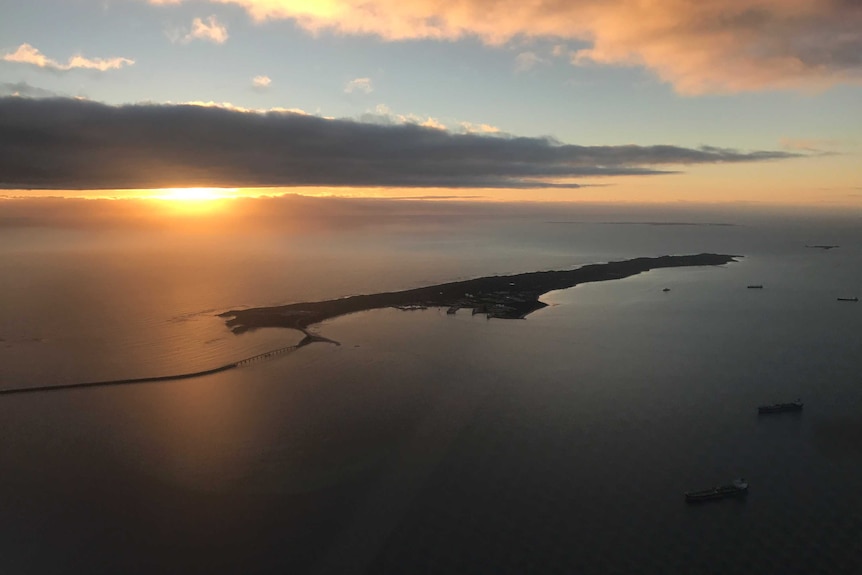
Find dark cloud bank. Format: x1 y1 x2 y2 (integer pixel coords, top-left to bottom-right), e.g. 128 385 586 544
0 82 59 98
0 97 800 190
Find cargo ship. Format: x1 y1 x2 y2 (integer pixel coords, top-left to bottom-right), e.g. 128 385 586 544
685 479 748 503
758 400 803 414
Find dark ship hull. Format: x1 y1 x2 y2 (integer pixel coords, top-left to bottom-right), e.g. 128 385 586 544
758 401 803 414
685 480 748 503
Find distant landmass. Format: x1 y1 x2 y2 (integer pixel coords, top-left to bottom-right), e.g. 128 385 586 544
546 221 737 226
221 253 738 334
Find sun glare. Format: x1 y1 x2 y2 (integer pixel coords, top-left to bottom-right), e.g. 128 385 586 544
155 187 236 201
146 187 241 217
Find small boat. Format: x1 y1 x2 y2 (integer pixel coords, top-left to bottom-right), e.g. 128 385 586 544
662 288 671 292
747 285 763 289
685 478 748 503
758 399 803 414
837 297 858 302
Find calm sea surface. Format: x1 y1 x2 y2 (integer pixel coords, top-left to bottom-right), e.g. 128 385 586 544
1 203 860 573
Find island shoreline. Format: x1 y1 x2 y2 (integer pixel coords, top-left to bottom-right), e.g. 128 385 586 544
221 253 740 335
0 254 737 397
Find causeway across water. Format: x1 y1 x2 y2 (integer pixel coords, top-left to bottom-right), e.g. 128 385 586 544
0 332 336 396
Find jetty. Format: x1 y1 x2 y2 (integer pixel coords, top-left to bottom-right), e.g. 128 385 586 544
0 332 337 396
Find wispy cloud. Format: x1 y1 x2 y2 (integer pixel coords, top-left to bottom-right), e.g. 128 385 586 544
457 122 502 135
344 77 373 94
514 51 544 73
551 44 569 58
190 15 229 43
147 0 862 94
170 16 229 44
0 97 803 190
358 104 445 130
179 100 308 114
358 104 503 135
779 137 844 153
2 44 134 72
252 75 272 89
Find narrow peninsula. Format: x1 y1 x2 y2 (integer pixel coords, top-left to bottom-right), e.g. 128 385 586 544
221 253 738 334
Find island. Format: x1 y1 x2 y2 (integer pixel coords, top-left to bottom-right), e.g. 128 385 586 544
0 254 738 397
220 253 738 334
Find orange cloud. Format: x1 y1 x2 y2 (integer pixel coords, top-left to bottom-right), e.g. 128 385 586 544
2 43 134 71
149 0 862 93
186 15 229 43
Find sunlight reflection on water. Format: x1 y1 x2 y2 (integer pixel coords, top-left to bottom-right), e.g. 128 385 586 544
0 205 860 573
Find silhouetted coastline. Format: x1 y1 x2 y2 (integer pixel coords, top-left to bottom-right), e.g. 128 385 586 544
221 253 739 334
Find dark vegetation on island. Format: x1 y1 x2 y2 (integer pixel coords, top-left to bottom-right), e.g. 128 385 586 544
220 253 738 334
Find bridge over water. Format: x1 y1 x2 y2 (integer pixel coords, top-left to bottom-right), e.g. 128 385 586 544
0 332 337 397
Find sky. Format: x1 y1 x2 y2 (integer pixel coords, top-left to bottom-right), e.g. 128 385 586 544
0 0 860 205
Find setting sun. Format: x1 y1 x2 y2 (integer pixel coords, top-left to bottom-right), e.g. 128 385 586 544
145 187 240 217
154 187 237 201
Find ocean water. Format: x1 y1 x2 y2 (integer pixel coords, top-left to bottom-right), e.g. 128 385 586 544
0 201 860 573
